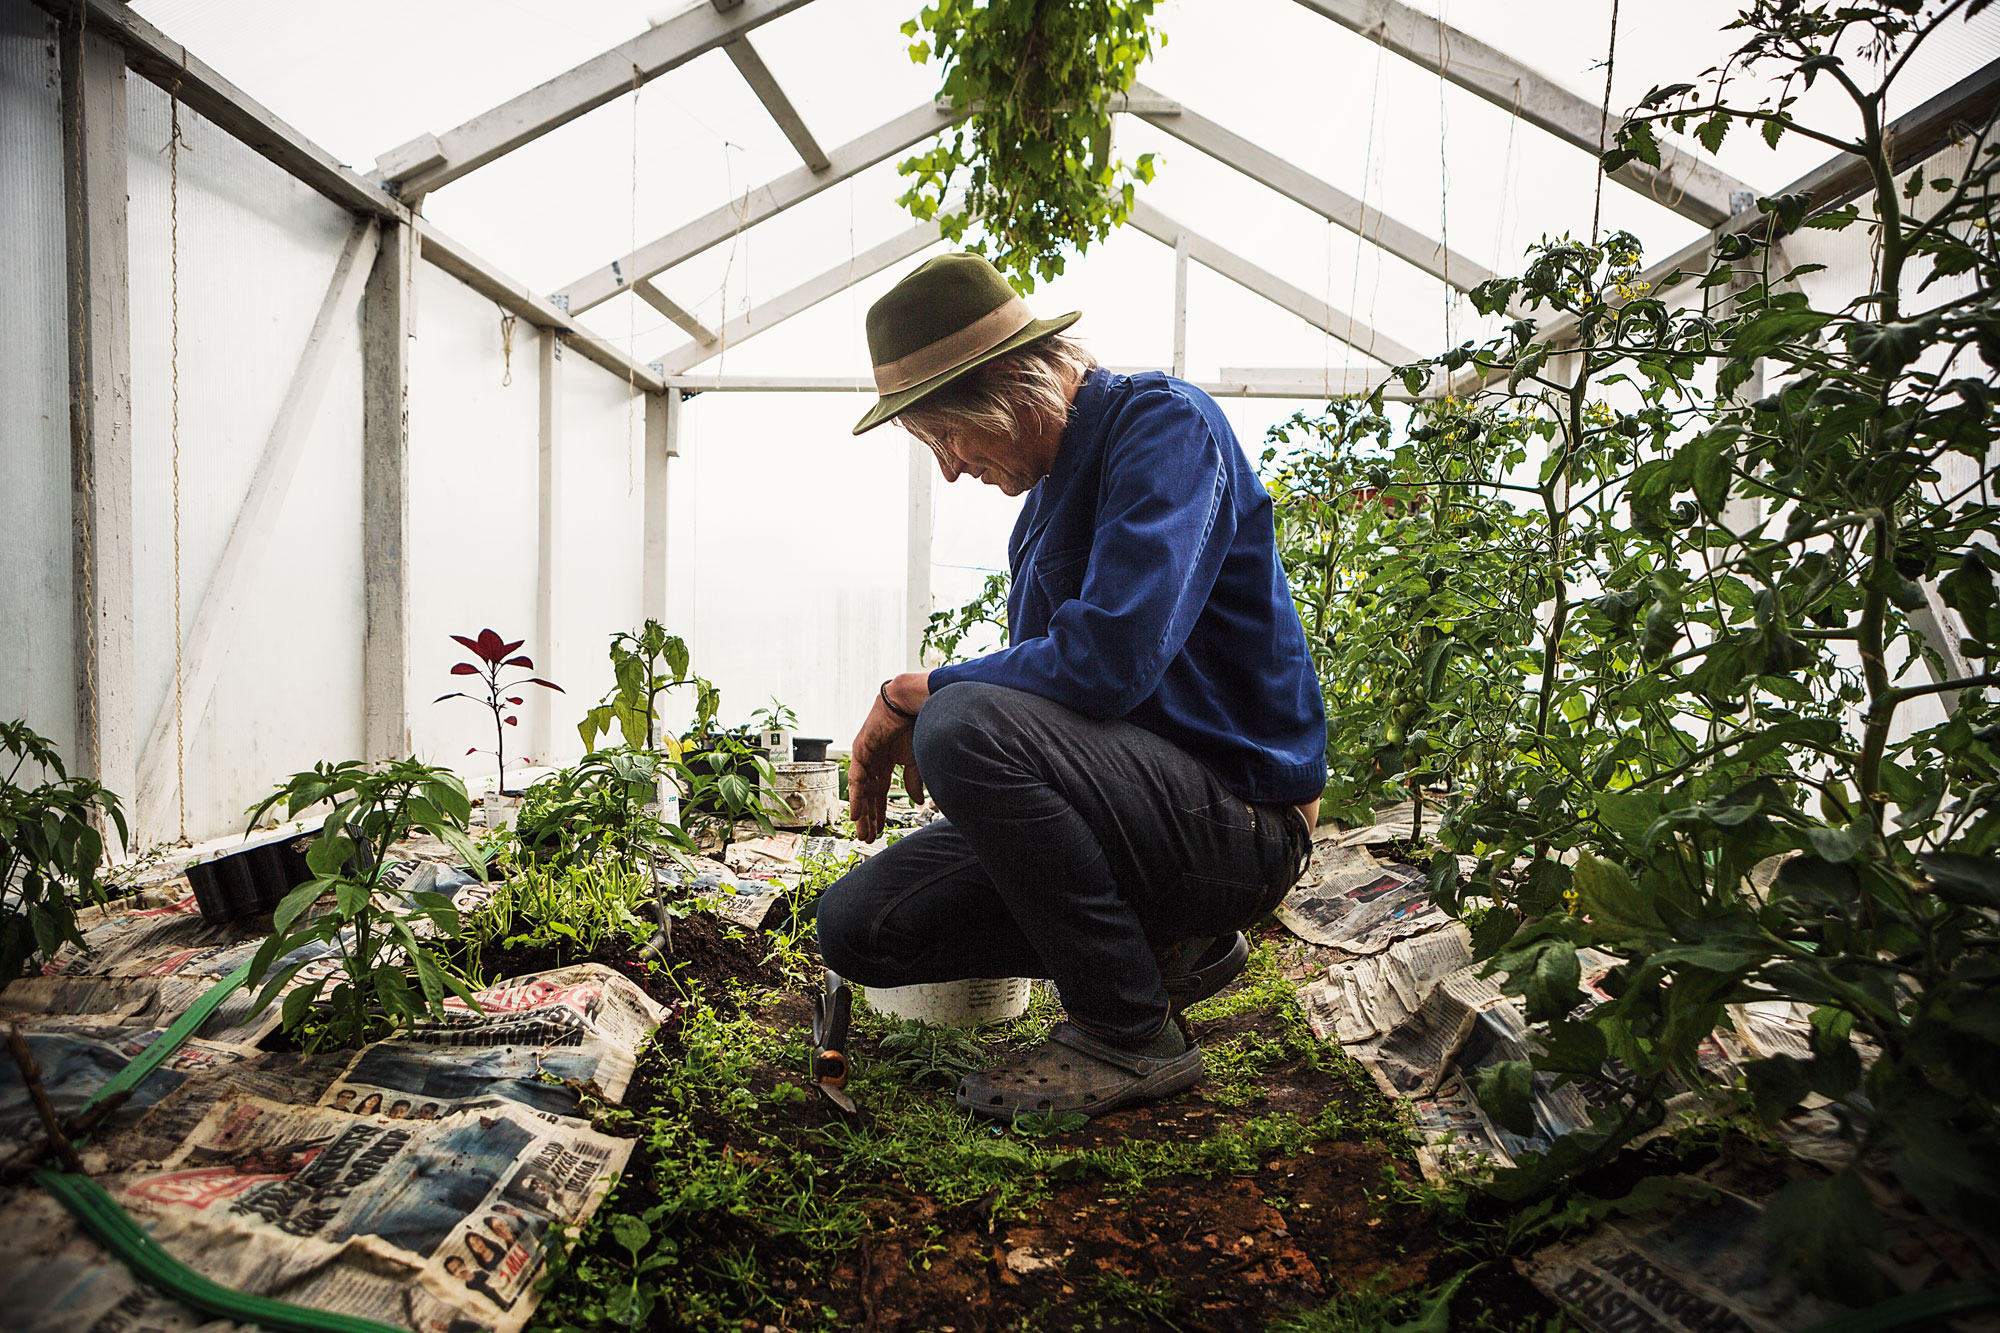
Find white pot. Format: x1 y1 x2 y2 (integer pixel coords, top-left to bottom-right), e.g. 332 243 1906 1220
861 977 1032 1028
485 789 520 832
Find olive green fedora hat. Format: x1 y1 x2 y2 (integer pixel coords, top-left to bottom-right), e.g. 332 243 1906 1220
853 252 1080 435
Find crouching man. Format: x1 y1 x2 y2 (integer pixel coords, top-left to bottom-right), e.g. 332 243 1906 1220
818 252 1325 1120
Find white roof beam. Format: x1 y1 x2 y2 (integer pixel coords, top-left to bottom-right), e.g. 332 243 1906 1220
634 279 719 345
658 372 1422 401
375 0 818 196
660 219 944 376
416 221 665 392
1288 0 1755 227
723 36 830 171
1126 200 1421 368
557 99 966 314
1128 84 1501 299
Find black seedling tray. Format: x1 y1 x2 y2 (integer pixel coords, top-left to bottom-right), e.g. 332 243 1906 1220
187 828 373 924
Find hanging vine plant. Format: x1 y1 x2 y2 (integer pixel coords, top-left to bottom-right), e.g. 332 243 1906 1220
897 0 1163 290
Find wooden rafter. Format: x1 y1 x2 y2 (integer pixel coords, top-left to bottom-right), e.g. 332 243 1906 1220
375 0 818 196
1287 0 1756 227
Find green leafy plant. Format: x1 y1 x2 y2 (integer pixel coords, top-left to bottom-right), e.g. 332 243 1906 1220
748 698 797 736
242 759 488 1049
672 738 781 854
579 620 716 753
514 747 696 873
0 720 126 983
1271 0 2000 1300
922 570 1011 665
897 0 1163 289
465 858 656 962
1265 398 1546 833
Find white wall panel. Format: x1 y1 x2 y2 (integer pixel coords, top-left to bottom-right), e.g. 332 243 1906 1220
553 355 648 764
0 1 74 765
127 76 361 842
406 261 543 782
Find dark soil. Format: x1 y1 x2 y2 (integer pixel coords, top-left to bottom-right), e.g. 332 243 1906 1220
482 917 1561 1332
472 909 774 1013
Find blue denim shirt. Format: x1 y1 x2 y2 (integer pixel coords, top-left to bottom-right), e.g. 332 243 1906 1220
928 368 1327 804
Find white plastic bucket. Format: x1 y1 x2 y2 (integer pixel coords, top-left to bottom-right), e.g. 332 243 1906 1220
771 761 839 828
485 791 520 832
862 977 1032 1027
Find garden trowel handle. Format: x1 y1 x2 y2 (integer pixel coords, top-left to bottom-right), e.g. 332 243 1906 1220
813 970 852 1090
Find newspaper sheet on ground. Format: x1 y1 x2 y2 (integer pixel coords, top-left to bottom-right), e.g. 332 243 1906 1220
102 1096 631 1333
1348 964 1511 1098
0 1021 257 1145
1302 923 1473 1045
1277 838 1441 953
437 963 668 1053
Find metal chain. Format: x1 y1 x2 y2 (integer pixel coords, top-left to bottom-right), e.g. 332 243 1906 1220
170 64 188 843
1592 0 1622 246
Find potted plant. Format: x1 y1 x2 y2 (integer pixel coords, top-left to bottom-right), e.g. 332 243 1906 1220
578 620 714 754
433 629 563 829
748 698 798 761
0 720 126 983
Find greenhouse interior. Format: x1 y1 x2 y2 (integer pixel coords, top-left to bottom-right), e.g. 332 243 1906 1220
4 0 2000 1328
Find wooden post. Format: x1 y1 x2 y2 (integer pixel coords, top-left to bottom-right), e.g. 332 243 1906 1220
906 440 933 670
534 330 565 764
1172 233 1190 379
62 24 136 811
362 220 413 762
642 388 680 628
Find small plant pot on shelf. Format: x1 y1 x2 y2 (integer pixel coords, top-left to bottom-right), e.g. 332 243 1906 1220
862 977 1031 1027
792 737 831 763
187 828 375 925
485 789 525 832
771 761 839 828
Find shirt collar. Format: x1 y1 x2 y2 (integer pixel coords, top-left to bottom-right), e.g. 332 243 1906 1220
1037 366 1115 499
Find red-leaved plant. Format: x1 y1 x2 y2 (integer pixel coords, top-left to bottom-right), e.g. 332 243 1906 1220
434 629 563 795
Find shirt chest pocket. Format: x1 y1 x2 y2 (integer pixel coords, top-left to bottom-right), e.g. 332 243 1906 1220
1032 546 1092 612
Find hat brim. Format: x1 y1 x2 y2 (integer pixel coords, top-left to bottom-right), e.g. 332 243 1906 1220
851 310 1082 435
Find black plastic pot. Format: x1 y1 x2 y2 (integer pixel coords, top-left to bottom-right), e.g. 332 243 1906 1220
792 737 831 763
187 828 374 925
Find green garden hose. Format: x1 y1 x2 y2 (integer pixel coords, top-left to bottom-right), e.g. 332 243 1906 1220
78 958 254 1118
34 963 408 1332
36 1170 407 1333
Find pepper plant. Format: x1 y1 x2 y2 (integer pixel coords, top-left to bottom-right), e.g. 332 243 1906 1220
0 720 126 983
1278 0 2000 1299
434 628 563 794
579 619 717 753
243 758 488 1049
923 571 1011 666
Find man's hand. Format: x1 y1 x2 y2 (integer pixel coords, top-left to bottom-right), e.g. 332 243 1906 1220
849 672 932 843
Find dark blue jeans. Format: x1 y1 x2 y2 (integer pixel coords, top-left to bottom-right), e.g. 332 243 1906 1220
816 682 1311 1045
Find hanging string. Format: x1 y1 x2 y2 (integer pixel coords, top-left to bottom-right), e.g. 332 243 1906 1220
1591 0 1622 246
1435 2 1455 351
169 61 189 843
67 0 99 783
626 64 641 497
1492 79 1522 275
499 312 516 387
1341 19 1390 379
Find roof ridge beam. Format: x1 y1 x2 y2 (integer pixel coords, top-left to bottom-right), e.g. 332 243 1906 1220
556 98 966 314
659 219 944 376
1126 199 1421 368
1126 85 1501 301
375 0 818 196
1286 0 1754 227
723 35 829 171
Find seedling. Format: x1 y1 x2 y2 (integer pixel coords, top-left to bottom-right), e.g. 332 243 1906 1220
434 629 563 795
